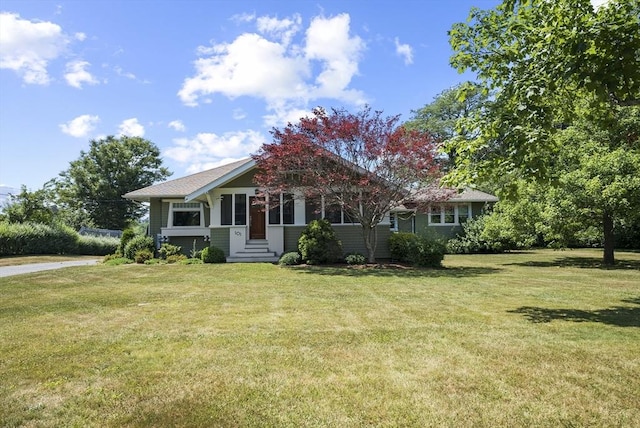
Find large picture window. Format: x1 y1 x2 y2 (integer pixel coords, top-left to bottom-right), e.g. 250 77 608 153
170 202 203 227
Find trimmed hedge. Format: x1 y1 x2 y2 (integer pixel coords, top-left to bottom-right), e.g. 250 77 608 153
0 222 78 256
388 231 446 268
77 234 119 256
0 221 120 256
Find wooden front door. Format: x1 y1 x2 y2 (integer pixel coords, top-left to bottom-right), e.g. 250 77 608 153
249 197 266 240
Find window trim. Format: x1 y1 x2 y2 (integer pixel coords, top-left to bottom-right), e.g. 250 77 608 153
428 203 472 226
167 201 204 228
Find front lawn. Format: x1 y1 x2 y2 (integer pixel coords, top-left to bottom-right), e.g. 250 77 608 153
1 249 638 427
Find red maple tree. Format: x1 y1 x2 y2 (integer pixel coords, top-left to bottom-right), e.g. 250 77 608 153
253 106 451 263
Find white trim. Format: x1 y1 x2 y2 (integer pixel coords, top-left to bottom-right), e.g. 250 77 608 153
167 201 204 228
185 159 256 202
427 203 472 226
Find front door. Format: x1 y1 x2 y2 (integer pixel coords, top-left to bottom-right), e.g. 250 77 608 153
249 197 266 240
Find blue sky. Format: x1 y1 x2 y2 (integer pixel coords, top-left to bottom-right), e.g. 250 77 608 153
0 0 502 201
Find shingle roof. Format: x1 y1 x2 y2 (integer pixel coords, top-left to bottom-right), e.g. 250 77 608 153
123 158 253 201
449 188 499 203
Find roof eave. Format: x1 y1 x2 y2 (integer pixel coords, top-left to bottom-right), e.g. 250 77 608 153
185 159 256 202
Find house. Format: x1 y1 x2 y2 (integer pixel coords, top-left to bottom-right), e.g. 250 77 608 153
123 158 497 262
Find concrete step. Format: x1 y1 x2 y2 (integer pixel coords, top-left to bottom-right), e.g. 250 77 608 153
226 255 280 263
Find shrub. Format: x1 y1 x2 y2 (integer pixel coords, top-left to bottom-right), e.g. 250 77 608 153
345 252 366 265
158 243 182 259
77 234 119 256
298 219 343 265
201 245 226 263
123 235 155 260
179 257 203 265
0 221 78 256
388 232 416 262
102 256 133 266
118 228 137 256
408 234 446 267
166 254 188 264
134 249 154 264
278 251 301 266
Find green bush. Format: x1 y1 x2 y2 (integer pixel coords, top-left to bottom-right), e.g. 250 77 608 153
345 252 366 265
77 234 119 256
408 234 446 267
388 232 416 262
180 257 203 265
298 219 343 265
158 243 182 259
166 254 188 264
0 221 79 256
118 228 137 256
134 249 154 264
123 235 155 260
201 246 226 263
102 256 133 266
389 231 445 267
278 251 301 266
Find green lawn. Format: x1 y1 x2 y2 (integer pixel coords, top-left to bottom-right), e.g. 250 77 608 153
1 249 639 427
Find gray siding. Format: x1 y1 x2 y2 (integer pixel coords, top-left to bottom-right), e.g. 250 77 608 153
283 224 391 259
167 236 210 256
224 169 256 188
210 228 230 256
149 198 164 236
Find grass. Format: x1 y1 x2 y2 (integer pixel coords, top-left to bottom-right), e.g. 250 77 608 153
1 249 639 427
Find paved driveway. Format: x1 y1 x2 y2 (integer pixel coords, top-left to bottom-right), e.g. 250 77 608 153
0 260 100 278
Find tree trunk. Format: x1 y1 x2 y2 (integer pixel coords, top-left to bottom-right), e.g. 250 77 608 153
362 224 378 264
603 210 615 266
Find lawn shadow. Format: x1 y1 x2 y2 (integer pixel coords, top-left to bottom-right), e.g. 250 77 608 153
506 256 640 270
288 264 501 278
509 297 640 327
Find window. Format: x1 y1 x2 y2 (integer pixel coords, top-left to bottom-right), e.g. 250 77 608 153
221 194 232 225
430 207 442 224
458 205 469 223
325 200 342 224
269 193 295 225
234 194 246 225
389 213 397 231
170 202 203 227
282 193 295 224
428 204 472 225
305 196 322 223
444 206 455 224
268 194 280 225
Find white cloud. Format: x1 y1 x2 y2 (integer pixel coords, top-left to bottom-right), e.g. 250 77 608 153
164 130 266 171
0 12 70 85
168 120 186 132
118 118 145 137
64 59 98 88
59 114 99 137
304 14 366 103
232 108 247 120
394 37 413 65
256 14 302 46
74 32 86 41
114 65 136 80
178 13 367 125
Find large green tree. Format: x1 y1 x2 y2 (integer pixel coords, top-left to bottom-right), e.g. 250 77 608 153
55 136 171 230
405 82 489 168
446 0 640 264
